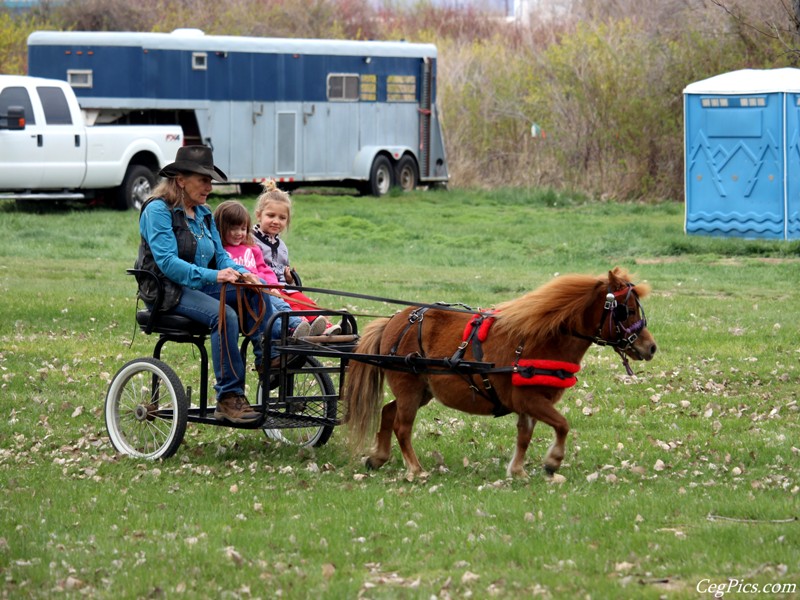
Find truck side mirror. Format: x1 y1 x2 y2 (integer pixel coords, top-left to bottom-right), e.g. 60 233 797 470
0 105 26 130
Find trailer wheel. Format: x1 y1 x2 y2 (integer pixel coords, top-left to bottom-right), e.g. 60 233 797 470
395 156 419 192
117 164 156 211
362 155 394 197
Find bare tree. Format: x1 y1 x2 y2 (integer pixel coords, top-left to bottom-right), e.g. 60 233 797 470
710 0 800 61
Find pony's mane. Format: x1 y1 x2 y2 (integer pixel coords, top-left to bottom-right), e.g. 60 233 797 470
493 268 647 347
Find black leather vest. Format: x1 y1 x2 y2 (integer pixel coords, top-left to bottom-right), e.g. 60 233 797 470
134 197 212 311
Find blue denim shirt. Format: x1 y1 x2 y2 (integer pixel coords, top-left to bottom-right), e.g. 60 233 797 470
139 200 246 289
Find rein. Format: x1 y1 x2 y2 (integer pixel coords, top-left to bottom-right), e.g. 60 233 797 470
217 281 273 378
283 283 480 315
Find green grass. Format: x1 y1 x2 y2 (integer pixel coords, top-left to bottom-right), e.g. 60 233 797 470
0 189 798 599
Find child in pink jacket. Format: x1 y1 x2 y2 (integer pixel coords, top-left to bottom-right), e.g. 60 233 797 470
213 200 326 338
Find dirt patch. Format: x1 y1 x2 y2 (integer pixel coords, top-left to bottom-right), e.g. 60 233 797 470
635 257 686 265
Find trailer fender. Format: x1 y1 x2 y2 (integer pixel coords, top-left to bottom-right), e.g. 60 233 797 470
351 146 414 180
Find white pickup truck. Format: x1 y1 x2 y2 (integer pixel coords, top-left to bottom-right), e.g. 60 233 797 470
0 75 183 209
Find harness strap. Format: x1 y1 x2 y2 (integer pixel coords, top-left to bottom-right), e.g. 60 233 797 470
456 312 509 417
389 306 428 358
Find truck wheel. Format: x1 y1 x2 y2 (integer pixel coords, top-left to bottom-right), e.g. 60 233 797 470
395 156 419 192
117 164 156 211
362 155 394 197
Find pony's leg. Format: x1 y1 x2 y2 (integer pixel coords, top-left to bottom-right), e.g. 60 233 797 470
507 413 535 478
365 400 397 470
529 402 570 475
393 400 425 477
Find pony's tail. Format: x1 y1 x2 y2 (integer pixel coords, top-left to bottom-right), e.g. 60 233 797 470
344 317 390 454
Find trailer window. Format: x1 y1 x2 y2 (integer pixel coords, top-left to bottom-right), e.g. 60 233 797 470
0 86 36 125
192 52 208 71
327 74 359 101
360 74 377 101
37 86 72 125
387 75 416 102
67 69 93 88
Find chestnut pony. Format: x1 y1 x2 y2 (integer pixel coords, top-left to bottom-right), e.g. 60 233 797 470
345 267 656 478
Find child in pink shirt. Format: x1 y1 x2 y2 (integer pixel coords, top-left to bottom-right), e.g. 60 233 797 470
213 200 326 338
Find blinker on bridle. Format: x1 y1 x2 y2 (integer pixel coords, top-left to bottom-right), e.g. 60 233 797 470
575 282 647 376
604 284 647 343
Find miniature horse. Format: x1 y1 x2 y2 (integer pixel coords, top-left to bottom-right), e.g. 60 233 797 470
344 267 656 478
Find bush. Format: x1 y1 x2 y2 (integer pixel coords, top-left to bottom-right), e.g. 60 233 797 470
0 11 49 74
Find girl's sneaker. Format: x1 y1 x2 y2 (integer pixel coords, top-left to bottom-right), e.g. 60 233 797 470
324 323 342 336
309 316 328 336
292 321 311 338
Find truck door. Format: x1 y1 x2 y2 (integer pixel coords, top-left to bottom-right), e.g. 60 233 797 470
0 85 44 189
34 85 86 189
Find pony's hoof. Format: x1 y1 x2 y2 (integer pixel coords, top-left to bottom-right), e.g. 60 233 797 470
543 463 558 476
404 470 429 482
506 467 530 479
364 457 382 471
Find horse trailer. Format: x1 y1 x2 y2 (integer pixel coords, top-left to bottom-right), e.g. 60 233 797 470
27 29 449 196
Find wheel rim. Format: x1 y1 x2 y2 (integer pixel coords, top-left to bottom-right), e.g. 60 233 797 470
106 362 182 459
130 176 153 210
398 165 416 191
376 164 392 196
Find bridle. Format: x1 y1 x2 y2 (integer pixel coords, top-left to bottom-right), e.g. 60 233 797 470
574 283 648 375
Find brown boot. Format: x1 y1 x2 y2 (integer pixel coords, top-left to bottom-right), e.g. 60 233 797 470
214 393 260 424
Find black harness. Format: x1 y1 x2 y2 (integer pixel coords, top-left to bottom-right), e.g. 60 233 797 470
385 306 510 417
369 284 648 416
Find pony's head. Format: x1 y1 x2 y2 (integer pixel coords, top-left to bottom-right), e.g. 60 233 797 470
601 267 655 366
494 267 656 367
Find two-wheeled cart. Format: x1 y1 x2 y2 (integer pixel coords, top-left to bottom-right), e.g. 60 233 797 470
104 271 360 459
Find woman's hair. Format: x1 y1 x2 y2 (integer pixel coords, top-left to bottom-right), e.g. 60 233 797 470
213 200 255 246
149 177 183 208
254 179 293 230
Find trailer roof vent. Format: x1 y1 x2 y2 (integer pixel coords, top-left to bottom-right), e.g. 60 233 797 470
172 28 205 37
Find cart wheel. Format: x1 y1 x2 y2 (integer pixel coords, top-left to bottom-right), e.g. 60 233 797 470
105 357 188 459
261 356 337 447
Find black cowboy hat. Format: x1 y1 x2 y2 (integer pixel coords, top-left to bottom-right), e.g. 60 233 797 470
159 145 228 182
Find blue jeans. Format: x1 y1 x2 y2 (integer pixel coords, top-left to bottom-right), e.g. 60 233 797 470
170 285 273 399
267 293 302 338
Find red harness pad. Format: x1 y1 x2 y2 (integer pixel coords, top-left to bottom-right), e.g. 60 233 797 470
512 359 580 388
462 311 497 343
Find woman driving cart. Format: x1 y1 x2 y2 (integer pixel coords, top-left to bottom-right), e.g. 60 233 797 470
135 145 271 424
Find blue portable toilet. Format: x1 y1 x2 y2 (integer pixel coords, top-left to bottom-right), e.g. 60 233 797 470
683 68 800 240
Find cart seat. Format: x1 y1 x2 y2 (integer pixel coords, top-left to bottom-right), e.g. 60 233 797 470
135 309 211 337
128 268 211 337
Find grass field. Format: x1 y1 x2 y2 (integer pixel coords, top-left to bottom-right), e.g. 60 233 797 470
0 188 798 599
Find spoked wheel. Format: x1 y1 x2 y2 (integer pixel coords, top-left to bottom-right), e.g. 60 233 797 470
105 357 188 459
261 356 337 447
